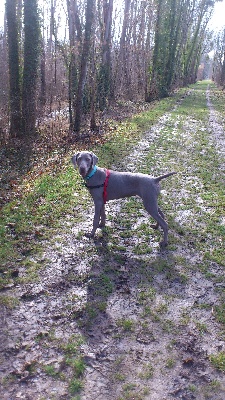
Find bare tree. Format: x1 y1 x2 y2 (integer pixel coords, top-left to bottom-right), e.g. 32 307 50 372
67 0 82 128
40 38 46 109
97 0 114 110
213 28 225 87
6 0 22 137
73 0 95 133
22 0 40 135
117 0 131 98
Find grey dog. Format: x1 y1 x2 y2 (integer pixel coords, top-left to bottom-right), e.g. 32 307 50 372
71 151 176 247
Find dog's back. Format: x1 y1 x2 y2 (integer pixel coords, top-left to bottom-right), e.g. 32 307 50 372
105 170 158 201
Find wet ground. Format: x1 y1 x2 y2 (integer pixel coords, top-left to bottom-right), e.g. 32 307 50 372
1 83 225 399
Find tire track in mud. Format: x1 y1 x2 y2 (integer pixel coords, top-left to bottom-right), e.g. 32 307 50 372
1 84 225 400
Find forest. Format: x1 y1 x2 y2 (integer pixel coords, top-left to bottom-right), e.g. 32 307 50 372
0 0 225 145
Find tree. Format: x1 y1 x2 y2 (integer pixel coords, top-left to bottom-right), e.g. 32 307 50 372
147 0 215 101
117 0 131 98
147 0 165 100
213 28 225 87
6 0 21 137
97 0 114 110
73 0 95 133
66 0 82 128
220 48 225 87
40 38 46 109
183 0 212 85
22 0 40 135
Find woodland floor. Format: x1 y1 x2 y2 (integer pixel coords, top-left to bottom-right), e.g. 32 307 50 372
0 81 225 400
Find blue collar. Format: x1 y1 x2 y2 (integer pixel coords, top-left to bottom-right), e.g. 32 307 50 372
84 165 97 181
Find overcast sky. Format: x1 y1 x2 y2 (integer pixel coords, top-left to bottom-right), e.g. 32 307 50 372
208 0 225 31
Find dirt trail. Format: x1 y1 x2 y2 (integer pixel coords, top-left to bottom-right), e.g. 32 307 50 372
1 84 225 400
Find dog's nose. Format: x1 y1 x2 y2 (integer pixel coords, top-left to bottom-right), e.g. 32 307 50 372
79 166 87 176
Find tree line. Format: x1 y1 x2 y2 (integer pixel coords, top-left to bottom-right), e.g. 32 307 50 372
0 0 224 143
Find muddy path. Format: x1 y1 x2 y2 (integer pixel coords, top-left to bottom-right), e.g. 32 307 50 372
1 82 225 400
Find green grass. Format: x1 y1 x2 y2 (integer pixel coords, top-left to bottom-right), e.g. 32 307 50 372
0 294 20 309
59 335 86 396
0 162 84 271
43 364 59 377
139 363 154 379
66 356 86 378
215 304 225 325
61 334 85 355
117 318 135 332
133 243 153 255
69 378 83 395
210 352 225 372
92 273 114 297
165 358 176 369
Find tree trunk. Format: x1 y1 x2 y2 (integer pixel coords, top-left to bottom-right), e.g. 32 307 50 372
98 0 114 110
67 0 81 129
22 0 40 136
147 0 164 101
6 0 22 137
40 38 46 109
73 0 95 133
90 33 97 130
118 0 131 98
220 51 225 87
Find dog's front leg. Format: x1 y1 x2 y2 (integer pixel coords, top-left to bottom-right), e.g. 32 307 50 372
87 200 102 237
99 204 106 228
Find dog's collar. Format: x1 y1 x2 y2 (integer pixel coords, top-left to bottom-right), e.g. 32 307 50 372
84 165 97 181
85 169 110 204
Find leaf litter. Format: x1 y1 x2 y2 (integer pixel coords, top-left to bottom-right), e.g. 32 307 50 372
1 82 225 399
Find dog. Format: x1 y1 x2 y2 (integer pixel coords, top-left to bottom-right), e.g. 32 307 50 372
71 151 176 247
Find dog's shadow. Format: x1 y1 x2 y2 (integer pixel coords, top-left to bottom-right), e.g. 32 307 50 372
77 225 183 351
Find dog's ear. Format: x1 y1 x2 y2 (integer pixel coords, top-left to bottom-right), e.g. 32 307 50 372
91 152 98 166
71 152 80 167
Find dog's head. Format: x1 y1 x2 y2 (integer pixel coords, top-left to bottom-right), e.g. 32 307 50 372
71 151 98 177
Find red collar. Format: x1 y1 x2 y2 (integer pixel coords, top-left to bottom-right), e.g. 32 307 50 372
103 169 110 204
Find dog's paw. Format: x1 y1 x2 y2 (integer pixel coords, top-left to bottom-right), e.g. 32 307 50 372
84 232 95 239
150 223 159 230
159 240 168 249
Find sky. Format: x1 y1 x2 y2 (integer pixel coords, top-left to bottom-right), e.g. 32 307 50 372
0 0 225 34
208 0 225 31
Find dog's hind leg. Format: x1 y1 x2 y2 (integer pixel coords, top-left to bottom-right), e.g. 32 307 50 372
150 207 165 230
143 201 168 248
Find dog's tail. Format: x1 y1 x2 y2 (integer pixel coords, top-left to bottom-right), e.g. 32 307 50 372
154 172 177 183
